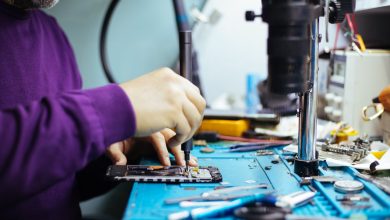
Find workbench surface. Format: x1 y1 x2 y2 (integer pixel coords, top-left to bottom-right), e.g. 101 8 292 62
123 142 390 219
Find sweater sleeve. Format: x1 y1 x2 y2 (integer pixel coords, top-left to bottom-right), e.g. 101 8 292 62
0 84 136 207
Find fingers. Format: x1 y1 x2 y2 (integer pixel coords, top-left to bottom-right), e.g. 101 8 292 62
183 101 202 138
170 145 185 166
160 128 198 167
171 71 206 116
167 113 191 148
168 69 201 95
168 100 202 147
184 84 206 115
189 155 198 167
159 128 176 140
106 141 127 165
160 128 185 166
120 67 205 142
149 132 171 166
170 149 198 167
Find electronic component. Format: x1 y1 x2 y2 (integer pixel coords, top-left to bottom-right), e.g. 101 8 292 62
320 144 368 162
338 194 371 209
336 195 369 202
320 138 371 162
312 176 339 183
106 165 222 183
193 140 207 146
300 175 340 186
200 146 215 153
256 150 274 156
334 180 364 193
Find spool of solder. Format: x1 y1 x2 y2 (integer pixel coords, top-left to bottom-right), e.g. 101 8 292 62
334 180 364 193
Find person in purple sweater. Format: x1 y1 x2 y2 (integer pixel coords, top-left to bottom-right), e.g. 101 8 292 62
0 0 205 219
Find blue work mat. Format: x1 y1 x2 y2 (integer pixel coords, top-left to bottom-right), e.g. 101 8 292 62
123 142 390 219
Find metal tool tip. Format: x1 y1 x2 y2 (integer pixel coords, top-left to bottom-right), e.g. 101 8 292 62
185 160 190 172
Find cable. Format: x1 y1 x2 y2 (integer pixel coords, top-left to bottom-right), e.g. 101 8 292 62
172 0 206 100
99 0 120 83
100 0 206 89
172 0 190 32
333 23 340 50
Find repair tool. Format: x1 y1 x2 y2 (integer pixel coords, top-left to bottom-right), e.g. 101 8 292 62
203 109 280 125
179 201 231 208
234 205 348 220
164 184 268 204
226 142 289 152
336 194 370 202
234 205 292 220
168 192 270 220
355 172 390 195
275 191 316 208
168 191 315 219
362 103 385 122
178 29 193 172
246 0 355 177
194 131 293 145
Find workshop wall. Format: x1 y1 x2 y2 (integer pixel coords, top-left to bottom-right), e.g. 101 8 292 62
46 0 203 88
193 0 267 105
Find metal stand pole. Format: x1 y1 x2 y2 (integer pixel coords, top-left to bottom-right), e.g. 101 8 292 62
294 19 320 177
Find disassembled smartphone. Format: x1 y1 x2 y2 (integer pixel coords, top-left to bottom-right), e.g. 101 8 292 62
106 165 223 183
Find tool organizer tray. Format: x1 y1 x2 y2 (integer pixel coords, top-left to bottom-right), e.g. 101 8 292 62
123 142 390 219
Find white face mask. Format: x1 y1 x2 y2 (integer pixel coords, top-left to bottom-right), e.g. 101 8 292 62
3 0 60 9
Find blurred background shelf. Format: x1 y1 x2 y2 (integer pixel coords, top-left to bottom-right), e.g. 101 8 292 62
356 0 390 13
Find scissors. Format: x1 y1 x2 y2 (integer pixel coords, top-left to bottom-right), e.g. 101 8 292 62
361 103 384 121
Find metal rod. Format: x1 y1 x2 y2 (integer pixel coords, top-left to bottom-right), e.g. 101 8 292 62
297 19 319 161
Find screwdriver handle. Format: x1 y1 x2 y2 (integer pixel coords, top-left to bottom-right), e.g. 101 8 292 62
179 31 192 80
179 31 193 163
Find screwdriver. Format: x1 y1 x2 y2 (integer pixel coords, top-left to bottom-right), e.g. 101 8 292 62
179 30 193 172
182 139 193 172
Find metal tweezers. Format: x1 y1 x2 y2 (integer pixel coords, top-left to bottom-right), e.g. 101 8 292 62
227 143 287 152
164 184 269 204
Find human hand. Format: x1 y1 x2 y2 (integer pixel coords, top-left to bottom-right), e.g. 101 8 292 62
119 67 206 147
106 128 198 166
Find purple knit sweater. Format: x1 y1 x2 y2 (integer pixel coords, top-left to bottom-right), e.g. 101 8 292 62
0 2 136 219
